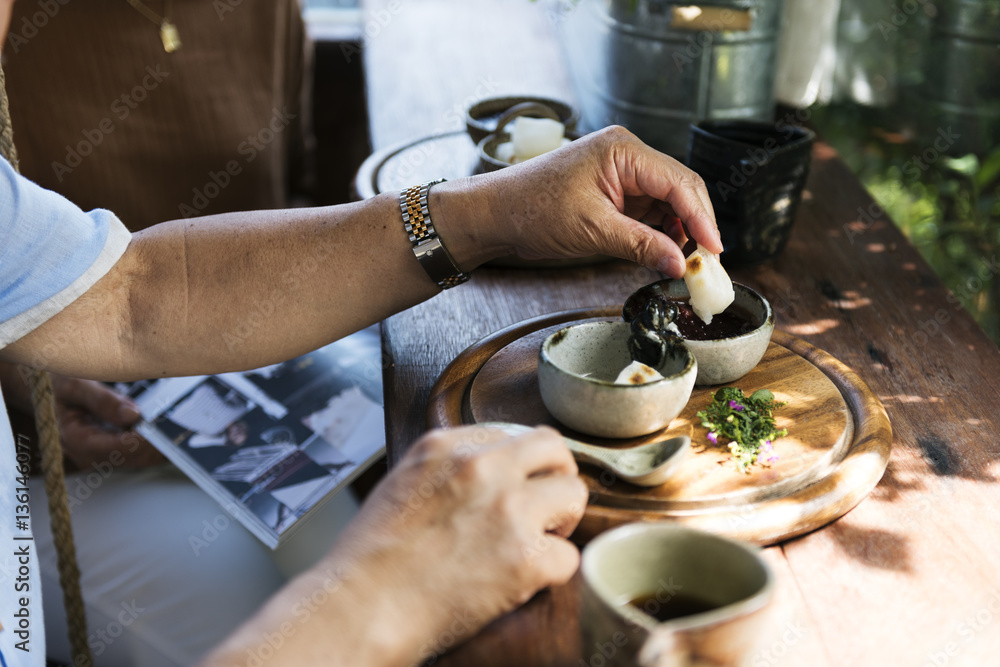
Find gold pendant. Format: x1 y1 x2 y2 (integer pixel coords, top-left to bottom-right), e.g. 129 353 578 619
160 20 181 53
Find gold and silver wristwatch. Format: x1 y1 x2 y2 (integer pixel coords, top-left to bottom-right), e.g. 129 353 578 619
399 178 471 289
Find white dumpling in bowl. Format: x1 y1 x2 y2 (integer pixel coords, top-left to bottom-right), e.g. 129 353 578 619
684 244 735 325
614 360 664 385
495 141 516 164
512 116 565 162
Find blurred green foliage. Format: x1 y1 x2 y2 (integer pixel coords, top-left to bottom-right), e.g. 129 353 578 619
809 102 1000 346
809 0 1000 345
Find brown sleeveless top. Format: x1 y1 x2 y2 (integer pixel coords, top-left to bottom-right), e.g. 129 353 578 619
3 0 312 230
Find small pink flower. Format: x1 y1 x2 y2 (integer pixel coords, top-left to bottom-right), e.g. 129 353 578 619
707 431 718 445
728 400 744 411
756 441 779 464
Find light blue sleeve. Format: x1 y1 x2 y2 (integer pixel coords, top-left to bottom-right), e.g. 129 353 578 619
0 156 131 348
0 156 131 664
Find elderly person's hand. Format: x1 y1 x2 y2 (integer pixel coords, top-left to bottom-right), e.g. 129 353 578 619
0 361 162 469
48 374 164 470
202 424 587 667
434 125 723 278
335 424 586 622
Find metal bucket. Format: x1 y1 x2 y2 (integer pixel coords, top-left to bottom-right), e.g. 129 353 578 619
558 0 785 158
922 0 1000 156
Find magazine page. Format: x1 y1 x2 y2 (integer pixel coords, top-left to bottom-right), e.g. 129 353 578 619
113 326 385 548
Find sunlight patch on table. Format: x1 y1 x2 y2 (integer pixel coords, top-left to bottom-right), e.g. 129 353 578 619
784 319 840 335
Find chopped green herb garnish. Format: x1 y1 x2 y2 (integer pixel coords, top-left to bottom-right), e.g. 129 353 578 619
696 387 788 473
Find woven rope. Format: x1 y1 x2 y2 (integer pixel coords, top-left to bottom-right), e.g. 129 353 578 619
0 65 18 171
1 65 93 667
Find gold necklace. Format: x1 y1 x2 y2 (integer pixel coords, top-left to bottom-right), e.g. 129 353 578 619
125 0 181 53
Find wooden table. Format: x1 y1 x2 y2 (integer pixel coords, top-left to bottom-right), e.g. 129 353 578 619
361 1 1000 664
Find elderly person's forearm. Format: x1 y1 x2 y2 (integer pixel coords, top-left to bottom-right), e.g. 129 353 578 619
3 127 721 381
4 192 439 379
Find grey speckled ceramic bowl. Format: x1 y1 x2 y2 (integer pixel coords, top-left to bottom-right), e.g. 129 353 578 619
538 321 697 439
623 280 774 386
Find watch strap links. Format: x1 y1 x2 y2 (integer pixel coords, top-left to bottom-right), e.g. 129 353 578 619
399 179 470 290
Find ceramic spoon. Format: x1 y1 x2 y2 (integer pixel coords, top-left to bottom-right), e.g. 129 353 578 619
480 422 690 487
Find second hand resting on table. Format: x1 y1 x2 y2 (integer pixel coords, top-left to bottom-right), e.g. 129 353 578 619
3 126 722 666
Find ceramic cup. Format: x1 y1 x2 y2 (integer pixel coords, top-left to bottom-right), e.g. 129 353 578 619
622 279 774 386
686 120 815 266
580 522 774 667
538 321 697 439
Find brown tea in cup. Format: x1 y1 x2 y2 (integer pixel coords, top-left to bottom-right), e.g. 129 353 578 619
626 590 719 624
580 522 774 667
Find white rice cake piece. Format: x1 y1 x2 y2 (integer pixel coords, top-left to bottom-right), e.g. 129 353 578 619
495 141 516 164
615 360 664 385
512 116 565 161
684 244 735 325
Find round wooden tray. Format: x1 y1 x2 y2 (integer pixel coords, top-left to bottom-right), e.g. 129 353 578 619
354 130 611 269
427 307 892 546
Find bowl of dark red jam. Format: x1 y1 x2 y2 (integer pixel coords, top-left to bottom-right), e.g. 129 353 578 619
623 280 774 386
